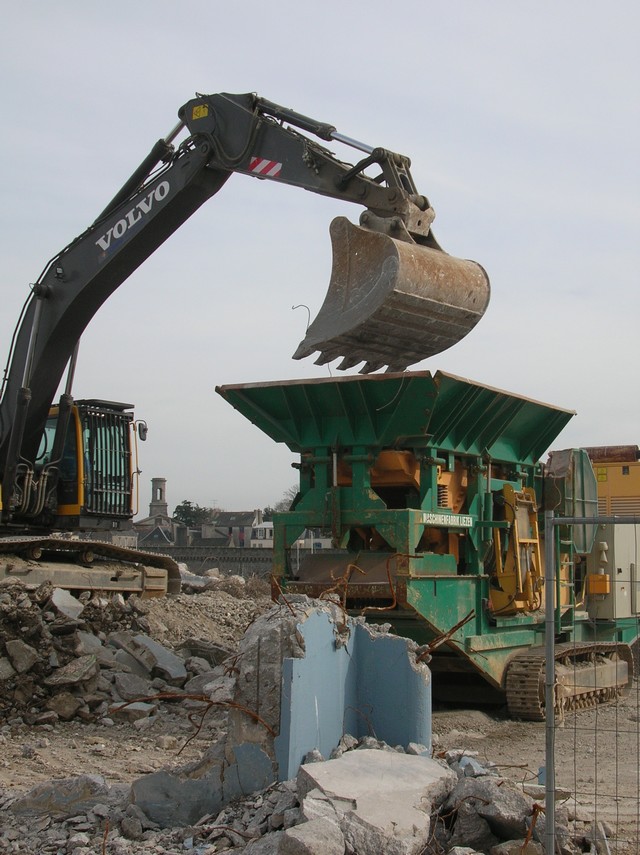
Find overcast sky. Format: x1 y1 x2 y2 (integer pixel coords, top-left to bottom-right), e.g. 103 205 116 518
1 2 638 517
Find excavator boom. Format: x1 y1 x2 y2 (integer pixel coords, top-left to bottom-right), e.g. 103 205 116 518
0 91 489 536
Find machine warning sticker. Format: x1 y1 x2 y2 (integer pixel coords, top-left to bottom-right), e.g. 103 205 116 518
192 105 209 120
422 512 473 528
248 156 282 178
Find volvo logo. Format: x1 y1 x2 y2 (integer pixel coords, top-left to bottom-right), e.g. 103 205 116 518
95 181 170 251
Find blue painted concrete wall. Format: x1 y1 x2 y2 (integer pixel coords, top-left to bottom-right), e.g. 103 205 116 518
275 611 431 780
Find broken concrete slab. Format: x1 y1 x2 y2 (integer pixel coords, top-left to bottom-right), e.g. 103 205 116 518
74 630 104 656
9 774 113 818
50 588 85 620
45 691 84 721
131 634 188 685
298 749 455 855
43 654 99 689
113 647 151 677
177 637 234 666
113 671 154 702
444 776 535 841
243 832 285 854
459 755 491 777
5 639 39 674
130 741 276 828
107 631 156 672
110 701 158 722
448 800 499 851
130 769 219 827
0 655 17 680
280 816 345 854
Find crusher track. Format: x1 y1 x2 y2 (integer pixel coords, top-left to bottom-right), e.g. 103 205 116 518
0 537 181 597
505 641 634 721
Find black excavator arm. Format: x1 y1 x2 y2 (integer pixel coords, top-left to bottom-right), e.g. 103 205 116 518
0 91 489 523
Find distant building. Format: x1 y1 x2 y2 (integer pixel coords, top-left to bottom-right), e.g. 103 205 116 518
248 520 332 551
250 520 274 548
207 510 263 548
133 479 265 549
133 480 335 554
133 477 187 547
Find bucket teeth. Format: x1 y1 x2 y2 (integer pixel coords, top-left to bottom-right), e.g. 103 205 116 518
335 355 364 371
292 341 315 361
293 217 490 373
361 361 385 374
313 348 345 366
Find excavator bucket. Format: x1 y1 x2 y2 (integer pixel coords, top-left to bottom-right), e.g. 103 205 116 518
293 217 490 373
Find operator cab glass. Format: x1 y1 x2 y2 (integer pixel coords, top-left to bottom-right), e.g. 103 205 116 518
36 413 80 506
37 400 134 519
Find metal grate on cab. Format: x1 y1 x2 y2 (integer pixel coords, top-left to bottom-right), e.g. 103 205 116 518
79 401 133 517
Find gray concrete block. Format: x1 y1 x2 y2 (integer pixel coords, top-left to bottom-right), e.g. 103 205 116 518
10 775 112 818
132 634 188 685
297 749 455 855
5 639 39 674
281 817 345 854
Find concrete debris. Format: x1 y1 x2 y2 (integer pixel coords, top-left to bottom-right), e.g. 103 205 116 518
180 564 245 595
9 773 114 817
0 579 619 854
0 579 262 726
1 730 596 854
127 596 433 829
50 587 85 620
298 749 456 855
5 638 40 674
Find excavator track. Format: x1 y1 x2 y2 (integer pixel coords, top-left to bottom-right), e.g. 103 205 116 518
0 537 181 598
505 641 634 721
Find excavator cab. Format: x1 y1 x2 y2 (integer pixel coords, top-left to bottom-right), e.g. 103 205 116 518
35 400 138 530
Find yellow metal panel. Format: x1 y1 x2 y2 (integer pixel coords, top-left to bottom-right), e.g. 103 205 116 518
587 573 611 595
594 460 640 516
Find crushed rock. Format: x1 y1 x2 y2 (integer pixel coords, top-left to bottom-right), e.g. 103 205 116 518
0 578 624 854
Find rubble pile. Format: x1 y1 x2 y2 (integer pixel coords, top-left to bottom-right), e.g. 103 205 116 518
0 578 270 723
0 580 623 854
1 735 601 854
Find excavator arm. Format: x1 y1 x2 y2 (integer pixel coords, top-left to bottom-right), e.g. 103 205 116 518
0 91 489 523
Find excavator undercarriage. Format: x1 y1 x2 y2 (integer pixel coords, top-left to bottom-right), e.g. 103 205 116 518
0 537 181 598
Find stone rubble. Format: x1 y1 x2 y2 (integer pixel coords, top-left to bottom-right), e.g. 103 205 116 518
0 577 615 854
1 732 602 854
0 577 263 725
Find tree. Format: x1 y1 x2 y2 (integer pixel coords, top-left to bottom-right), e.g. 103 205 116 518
263 484 298 521
173 500 218 527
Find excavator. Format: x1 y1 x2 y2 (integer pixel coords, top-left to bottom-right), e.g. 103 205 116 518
0 91 490 597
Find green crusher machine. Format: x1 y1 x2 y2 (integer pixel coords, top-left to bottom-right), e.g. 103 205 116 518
217 370 637 719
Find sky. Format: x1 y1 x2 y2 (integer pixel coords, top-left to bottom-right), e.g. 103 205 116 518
0 1 638 518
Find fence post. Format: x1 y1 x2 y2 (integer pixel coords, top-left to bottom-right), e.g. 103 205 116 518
544 509 556 854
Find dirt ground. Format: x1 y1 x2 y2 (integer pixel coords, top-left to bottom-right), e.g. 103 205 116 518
2 585 639 852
